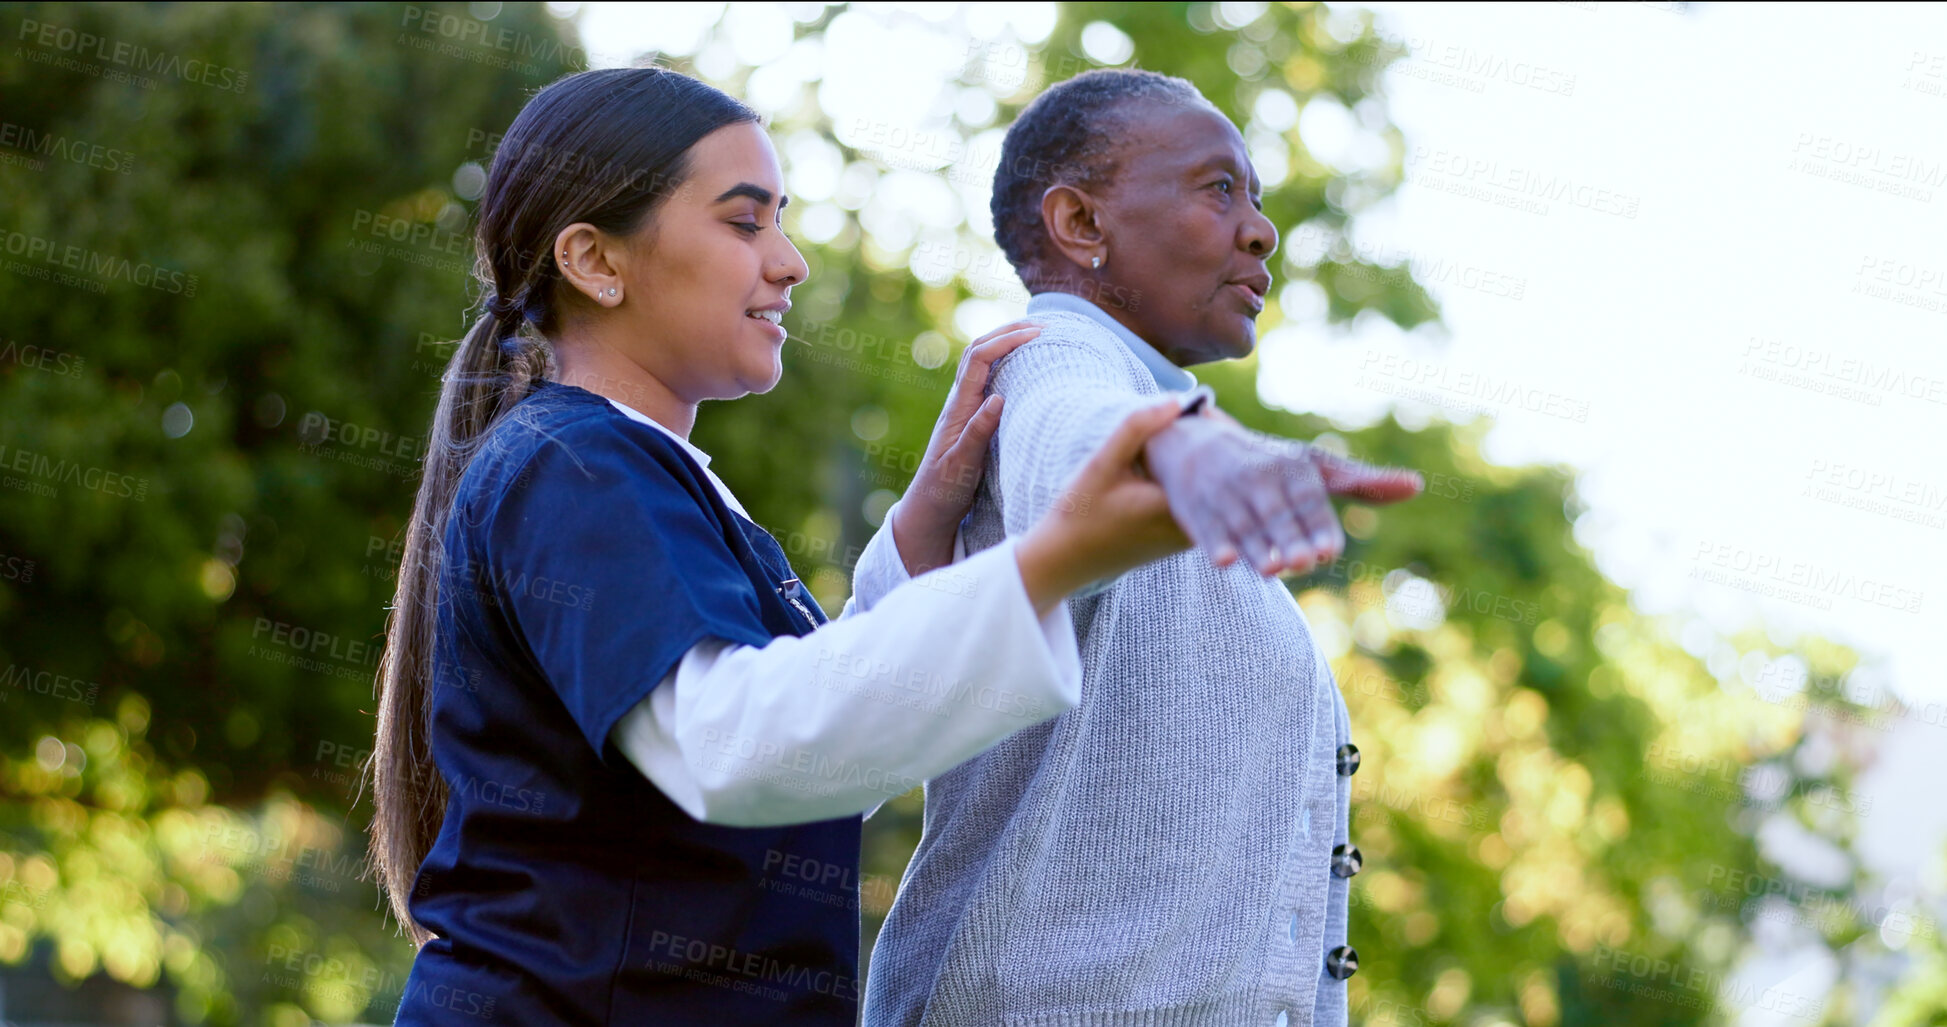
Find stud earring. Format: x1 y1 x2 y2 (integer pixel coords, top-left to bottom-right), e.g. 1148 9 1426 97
1091 255 1103 269
605 288 617 298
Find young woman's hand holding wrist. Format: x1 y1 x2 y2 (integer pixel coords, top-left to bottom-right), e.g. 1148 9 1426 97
1014 399 1191 616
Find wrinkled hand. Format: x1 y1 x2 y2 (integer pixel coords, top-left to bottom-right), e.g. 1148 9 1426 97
888 321 1041 576
1143 410 1423 577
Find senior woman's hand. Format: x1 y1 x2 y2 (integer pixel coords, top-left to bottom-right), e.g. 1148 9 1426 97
885 321 1041 577
1143 406 1424 577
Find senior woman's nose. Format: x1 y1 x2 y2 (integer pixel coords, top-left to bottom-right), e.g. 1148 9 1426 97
1241 208 1278 257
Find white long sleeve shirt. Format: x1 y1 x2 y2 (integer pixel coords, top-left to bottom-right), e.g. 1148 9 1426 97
603 398 1082 827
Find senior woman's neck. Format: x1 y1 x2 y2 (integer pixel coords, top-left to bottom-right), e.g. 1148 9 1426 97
1025 289 1210 388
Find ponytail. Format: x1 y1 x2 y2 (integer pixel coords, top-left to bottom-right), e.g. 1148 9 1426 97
362 66 757 943
368 306 550 944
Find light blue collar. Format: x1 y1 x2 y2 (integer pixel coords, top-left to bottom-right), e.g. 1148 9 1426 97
1024 292 1198 392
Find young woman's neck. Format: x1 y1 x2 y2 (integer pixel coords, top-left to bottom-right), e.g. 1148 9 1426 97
551 333 697 439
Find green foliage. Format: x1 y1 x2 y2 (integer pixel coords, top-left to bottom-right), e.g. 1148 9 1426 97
2 3 579 1021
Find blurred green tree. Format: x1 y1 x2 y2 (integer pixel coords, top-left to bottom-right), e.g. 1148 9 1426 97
0 2 583 1021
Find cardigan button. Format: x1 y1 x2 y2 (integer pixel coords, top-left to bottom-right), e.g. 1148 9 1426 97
1325 944 1359 980
1336 743 1361 777
1274 1012 1289 1027
1332 844 1363 878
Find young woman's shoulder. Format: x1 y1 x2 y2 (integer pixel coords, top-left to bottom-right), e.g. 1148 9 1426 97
453 381 698 520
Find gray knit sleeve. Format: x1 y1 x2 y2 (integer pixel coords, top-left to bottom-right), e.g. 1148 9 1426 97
986 323 1161 598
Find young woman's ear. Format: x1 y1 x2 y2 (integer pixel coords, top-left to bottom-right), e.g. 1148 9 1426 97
1039 184 1110 273
554 223 626 308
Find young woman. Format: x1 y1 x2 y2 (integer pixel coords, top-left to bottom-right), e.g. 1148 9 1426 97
368 67 1197 1025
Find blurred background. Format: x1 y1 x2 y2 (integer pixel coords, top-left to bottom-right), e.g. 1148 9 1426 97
2 1 1944 1024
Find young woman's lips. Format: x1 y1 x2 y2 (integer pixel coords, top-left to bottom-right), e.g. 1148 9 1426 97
746 308 788 342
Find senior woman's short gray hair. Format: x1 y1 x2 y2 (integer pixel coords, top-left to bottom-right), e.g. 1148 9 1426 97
990 67 1212 278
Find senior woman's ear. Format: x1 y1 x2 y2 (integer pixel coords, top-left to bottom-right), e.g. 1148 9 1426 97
1038 184 1111 273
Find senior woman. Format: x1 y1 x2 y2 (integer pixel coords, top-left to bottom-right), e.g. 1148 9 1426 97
863 69 1424 1027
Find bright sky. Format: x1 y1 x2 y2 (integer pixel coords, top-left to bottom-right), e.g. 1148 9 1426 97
1285 2 1947 724
564 2 1947 714
1318 9 1947 1014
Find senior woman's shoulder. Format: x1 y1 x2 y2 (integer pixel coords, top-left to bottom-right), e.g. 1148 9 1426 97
1020 309 1114 343
998 310 1151 388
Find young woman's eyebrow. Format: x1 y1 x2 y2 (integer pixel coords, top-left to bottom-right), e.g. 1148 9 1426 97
714 182 787 210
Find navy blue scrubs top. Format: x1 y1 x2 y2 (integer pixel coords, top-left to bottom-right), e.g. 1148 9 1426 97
393 379 861 1026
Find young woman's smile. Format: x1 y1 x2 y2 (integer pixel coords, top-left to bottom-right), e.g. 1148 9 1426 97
745 297 789 343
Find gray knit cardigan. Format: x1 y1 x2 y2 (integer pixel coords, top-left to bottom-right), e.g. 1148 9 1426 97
862 308 1358 1027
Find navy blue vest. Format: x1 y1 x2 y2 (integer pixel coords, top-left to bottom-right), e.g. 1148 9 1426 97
395 380 861 1026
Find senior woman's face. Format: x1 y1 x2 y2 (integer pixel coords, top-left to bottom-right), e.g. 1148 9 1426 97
1095 103 1278 365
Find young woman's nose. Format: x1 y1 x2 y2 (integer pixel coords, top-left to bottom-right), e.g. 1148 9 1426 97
771 233 810 287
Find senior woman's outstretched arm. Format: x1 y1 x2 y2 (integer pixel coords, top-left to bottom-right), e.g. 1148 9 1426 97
984 315 1423 582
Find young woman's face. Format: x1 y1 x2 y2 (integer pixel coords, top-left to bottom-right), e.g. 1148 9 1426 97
619 121 808 402
1092 103 1279 365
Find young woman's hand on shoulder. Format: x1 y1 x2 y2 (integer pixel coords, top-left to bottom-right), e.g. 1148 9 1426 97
887 320 1042 576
